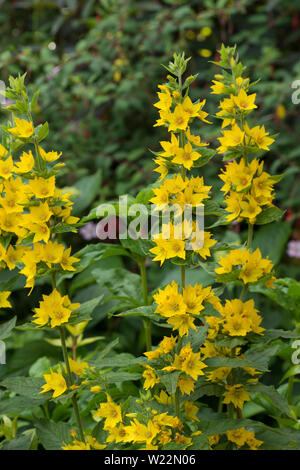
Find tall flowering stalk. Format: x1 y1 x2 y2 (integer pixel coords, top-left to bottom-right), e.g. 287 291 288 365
0 75 86 441
30 49 297 451
137 50 280 449
146 53 218 422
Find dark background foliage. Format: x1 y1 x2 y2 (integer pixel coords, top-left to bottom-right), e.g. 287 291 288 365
0 0 300 395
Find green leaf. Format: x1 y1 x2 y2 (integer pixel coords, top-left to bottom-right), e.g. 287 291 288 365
162 441 188 450
252 221 292 264
104 371 141 383
116 305 161 321
72 170 102 215
280 365 300 384
255 206 284 225
91 353 147 369
0 396 47 415
193 148 216 167
0 316 16 340
35 419 72 450
250 278 300 321
204 200 226 217
205 355 270 372
189 434 211 450
1 377 45 399
246 383 292 418
29 357 51 378
2 434 32 450
156 370 181 395
36 122 49 142
69 295 104 324
199 417 255 435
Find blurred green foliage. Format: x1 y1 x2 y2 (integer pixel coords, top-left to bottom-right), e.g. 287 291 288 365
0 0 299 318
0 0 300 208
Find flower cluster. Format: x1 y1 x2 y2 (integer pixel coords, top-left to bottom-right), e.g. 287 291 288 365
92 393 193 450
0 79 79 298
219 158 278 223
153 281 220 336
215 247 275 287
211 49 276 227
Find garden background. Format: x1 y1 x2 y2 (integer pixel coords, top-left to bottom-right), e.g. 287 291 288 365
0 0 300 449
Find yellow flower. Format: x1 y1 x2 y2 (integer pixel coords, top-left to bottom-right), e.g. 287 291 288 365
164 174 186 193
223 384 250 409
106 424 129 443
208 434 220 446
150 187 169 206
0 291 12 308
182 285 205 315
168 104 190 132
33 289 78 328
39 146 62 162
60 247 80 271
224 192 243 221
29 176 56 199
142 365 160 390
29 202 52 224
240 195 262 222
191 230 217 259
162 238 186 261
167 314 196 336
233 89 257 111
217 123 245 153
179 344 206 379
93 394 122 430
42 241 65 267
154 390 173 405
0 156 14 179
245 123 274 150
158 294 186 318
184 401 199 421
0 189 26 214
154 86 172 111
211 79 226 94
206 367 231 383
68 357 89 376
172 141 201 170
177 376 194 395
14 150 35 174
90 385 101 393
181 96 203 118
41 369 67 398
160 133 180 157
0 144 8 158
8 117 34 138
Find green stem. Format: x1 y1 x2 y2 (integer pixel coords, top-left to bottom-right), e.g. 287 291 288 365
217 396 223 413
239 283 248 301
239 223 254 300
52 271 85 442
227 403 235 419
175 388 180 419
247 222 254 249
181 265 186 293
140 258 149 306
287 375 294 405
59 325 85 443
143 320 152 352
139 258 152 351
